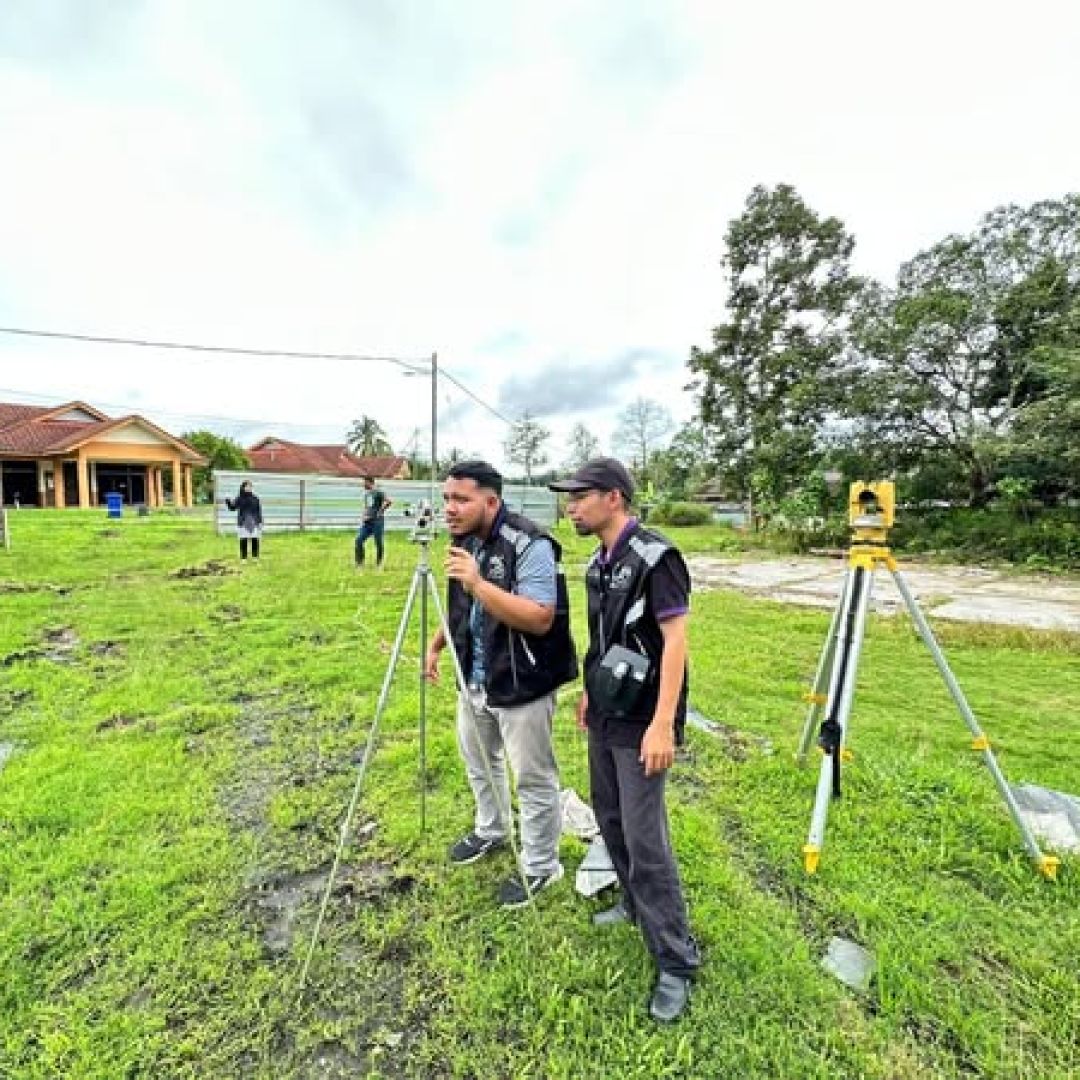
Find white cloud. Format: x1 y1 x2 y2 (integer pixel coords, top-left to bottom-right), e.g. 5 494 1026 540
2 0 1079 470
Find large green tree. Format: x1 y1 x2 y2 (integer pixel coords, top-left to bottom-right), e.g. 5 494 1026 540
181 430 249 503
1007 342 1080 500
854 195 1080 505
689 184 862 524
651 423 714 501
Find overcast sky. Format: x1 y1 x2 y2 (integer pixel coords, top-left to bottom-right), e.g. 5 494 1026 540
2 0 1078 470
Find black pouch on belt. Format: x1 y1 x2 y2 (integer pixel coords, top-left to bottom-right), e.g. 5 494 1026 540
591 644 652 718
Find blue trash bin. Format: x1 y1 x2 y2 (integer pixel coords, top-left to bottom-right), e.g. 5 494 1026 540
105 492 123 519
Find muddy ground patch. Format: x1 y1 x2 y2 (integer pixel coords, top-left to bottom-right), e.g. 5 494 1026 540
2 626 80 667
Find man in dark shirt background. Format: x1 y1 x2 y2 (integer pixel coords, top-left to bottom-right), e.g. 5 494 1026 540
356 476 392 568
550 456 700 1023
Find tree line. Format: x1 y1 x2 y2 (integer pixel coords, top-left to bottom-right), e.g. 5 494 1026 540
685 185 1079 520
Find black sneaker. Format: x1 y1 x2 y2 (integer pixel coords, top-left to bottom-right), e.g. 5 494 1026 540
449 831 506 865
497 864 565 908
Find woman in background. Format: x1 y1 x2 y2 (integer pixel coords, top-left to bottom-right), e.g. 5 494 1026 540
225 481 263 561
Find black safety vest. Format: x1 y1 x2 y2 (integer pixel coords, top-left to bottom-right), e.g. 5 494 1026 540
448 508 578 707
584 522 689 740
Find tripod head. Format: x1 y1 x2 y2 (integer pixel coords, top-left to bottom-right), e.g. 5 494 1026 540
848 481 894 545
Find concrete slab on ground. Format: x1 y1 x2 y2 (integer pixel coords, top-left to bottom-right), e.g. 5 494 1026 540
688 556 1080 632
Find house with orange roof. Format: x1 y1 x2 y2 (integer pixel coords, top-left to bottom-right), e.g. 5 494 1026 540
0 400 206 508
246 437 410 480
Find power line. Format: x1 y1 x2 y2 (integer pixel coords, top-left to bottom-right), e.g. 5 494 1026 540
0 386 346 434
439 367 515 426
0 325 425 369
0 324 516 427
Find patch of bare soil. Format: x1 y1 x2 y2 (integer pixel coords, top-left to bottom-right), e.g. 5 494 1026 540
95 714 141 733
252 861 414 956
0 581 71 595
170 559 236 580
209 604 245 624
2 626 80 667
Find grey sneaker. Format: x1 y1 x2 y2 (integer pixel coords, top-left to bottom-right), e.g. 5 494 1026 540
497 863 565 908
449 831 506 865
592 898 633 927
649 972 691 1022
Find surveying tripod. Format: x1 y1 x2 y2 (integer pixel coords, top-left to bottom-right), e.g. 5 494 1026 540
297 524 530 992
795 482 1059 880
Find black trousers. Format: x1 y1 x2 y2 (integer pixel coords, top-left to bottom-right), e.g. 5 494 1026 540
588 730 700 978
240 537 260 559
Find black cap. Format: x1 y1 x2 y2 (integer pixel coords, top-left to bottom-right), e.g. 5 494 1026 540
548 457 634 501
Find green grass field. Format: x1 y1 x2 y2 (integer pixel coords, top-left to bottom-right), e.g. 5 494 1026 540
1 511 1078 1079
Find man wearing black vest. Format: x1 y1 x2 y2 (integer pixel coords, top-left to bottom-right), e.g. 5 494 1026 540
550 457 700 1022
425 461 578 907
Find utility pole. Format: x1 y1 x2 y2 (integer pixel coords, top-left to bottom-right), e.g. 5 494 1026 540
430 352 438 512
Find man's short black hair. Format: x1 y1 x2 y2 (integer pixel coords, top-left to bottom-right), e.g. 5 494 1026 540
446 459 503 496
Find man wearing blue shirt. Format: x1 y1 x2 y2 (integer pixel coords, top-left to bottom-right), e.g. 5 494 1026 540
425 461 578 907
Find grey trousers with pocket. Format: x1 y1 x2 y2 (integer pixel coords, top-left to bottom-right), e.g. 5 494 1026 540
588 731 701 978
456 687 561 878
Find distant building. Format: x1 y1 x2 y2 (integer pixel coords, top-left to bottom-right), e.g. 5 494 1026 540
0 400 205 508
692 481 749 527
246 437 410 480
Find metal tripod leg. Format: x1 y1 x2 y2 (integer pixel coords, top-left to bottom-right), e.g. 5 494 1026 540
890 568 1060 880
418 565 429 835
797 570 850 766
803 564 875 873
298 563 424 991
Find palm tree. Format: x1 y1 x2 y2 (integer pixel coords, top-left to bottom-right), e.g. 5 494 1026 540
347 415 392 457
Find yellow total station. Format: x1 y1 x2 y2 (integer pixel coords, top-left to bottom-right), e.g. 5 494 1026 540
848 481 895 544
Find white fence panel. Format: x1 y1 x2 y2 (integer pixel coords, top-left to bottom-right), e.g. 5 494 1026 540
212 471 558 533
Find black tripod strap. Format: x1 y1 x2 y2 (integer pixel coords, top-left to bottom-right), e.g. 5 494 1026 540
818 566 866 799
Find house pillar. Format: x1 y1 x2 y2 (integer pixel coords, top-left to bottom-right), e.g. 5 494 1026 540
53 461 66 508
77 451 90 509
183 465 193 508
171 459 182 507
